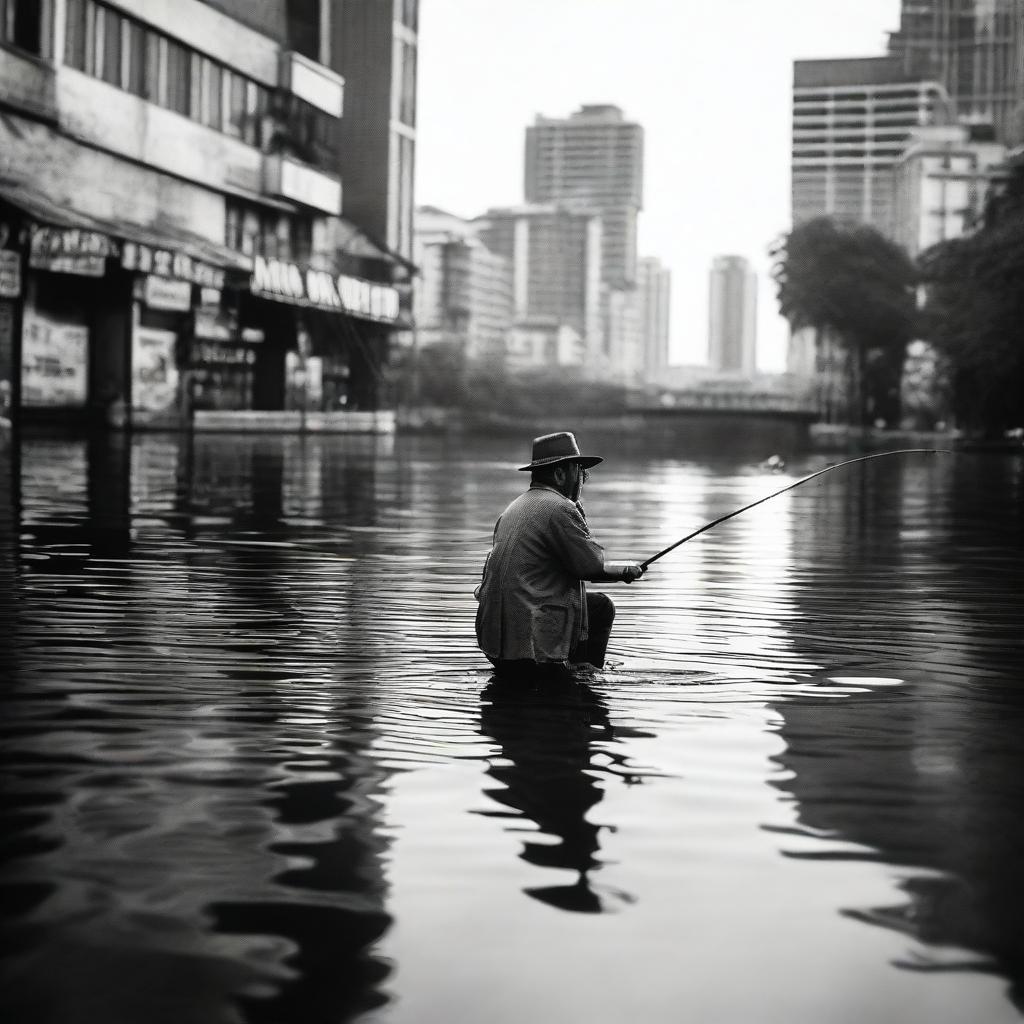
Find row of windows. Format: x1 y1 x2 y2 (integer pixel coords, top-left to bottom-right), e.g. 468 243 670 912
65 0 271 145
64 0 340 168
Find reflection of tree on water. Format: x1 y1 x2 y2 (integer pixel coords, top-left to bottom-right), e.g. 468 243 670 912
478 678 638 914
770 455 1024 1012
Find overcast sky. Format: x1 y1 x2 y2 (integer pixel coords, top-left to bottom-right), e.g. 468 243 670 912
414 0 901 372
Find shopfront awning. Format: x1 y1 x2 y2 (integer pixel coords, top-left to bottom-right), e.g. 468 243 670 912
0 177 252 286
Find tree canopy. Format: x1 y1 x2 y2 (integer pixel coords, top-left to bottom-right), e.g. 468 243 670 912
770 217 918 425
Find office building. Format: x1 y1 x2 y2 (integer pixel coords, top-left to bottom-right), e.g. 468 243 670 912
412 207 513 364
792 57 953 231
475 204 602 371
888 0 1024 144
891 123 1006 256
708 256 757 375
524 104 643 288
637 256 671 382
0 0 414 431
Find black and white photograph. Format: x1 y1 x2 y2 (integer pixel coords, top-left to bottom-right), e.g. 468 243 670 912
1 1 1023 1021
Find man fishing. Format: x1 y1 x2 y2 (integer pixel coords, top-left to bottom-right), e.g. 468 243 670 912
475 431 646 680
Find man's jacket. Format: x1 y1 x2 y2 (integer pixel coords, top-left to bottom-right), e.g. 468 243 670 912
475 484 607 663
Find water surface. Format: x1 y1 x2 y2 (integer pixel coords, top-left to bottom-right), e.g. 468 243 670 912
1 431 1022 1023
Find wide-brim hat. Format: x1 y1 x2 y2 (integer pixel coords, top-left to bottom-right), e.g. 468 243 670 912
518 431 604 471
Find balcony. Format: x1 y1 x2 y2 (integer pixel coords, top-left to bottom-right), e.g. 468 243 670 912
281 51 344 118
263 154 342 215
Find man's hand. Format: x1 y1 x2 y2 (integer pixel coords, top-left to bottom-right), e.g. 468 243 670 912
620 561 646 584
604 561 646 583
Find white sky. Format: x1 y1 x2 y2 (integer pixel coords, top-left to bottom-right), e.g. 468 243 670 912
414 0 901 372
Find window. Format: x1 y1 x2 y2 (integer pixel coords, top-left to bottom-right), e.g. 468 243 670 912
65 0 87 68
124 19 146 97
99 7 123 87
164 38 190 115
286 0 319 61
0 0 43 55
223 70 246 139
226 199 312 263
398 40 416 126
400 0 418 31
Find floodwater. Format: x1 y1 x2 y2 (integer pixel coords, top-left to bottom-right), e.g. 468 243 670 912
1 429 1023 1024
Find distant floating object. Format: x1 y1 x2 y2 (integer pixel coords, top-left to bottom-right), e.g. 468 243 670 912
761 454 786 472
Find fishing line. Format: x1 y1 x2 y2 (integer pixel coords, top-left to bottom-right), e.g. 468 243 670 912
640 449 952 570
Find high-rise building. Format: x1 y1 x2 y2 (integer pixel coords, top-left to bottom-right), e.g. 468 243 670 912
637 257 671 382
475 204 603 371
708 256 757 375
524 105 643 288
888 0 1024 144
891 123 1006 257
334 0 419 262
792 57 953 231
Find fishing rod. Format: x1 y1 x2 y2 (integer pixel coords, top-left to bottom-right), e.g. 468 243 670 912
640 449 952 571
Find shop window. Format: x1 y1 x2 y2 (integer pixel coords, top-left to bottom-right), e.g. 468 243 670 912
0 0 43 55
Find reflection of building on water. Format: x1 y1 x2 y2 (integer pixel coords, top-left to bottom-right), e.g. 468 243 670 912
478 679 636 913
769 454 1024 1011
8 435 400 1021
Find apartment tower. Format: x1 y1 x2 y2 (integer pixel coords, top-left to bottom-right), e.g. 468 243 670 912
524 105 643 289
708 256 757 375
637 257 671 382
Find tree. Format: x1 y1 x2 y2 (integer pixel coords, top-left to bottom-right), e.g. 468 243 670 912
770 217 918 425
917 155 1024 437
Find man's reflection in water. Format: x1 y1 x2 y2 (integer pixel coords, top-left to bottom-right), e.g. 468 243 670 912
478 676 637 913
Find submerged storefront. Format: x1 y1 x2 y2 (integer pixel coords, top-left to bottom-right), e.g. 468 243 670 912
189 254 404 434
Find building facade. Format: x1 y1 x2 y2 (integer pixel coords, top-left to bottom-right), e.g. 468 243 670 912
524 104 643 289
708 255 757 375
792 56 953 231
891 123 1006 256
637 256 671 383
475 204 602 372
0 0 413 434
412 206 512 364
888 0 1024 144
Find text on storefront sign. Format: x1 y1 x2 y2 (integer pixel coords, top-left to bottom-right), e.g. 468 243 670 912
251 256 400 323
122 241 226 289
29 226 119 277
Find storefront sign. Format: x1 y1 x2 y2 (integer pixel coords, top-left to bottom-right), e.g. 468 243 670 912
251 256 401 323
29 226 118 277
0 250 20 298
143 275 192 312
122 241 227 290
21 312 88 406
132 326 179 412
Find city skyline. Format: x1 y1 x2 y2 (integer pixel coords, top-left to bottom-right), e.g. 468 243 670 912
415 0 903 373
